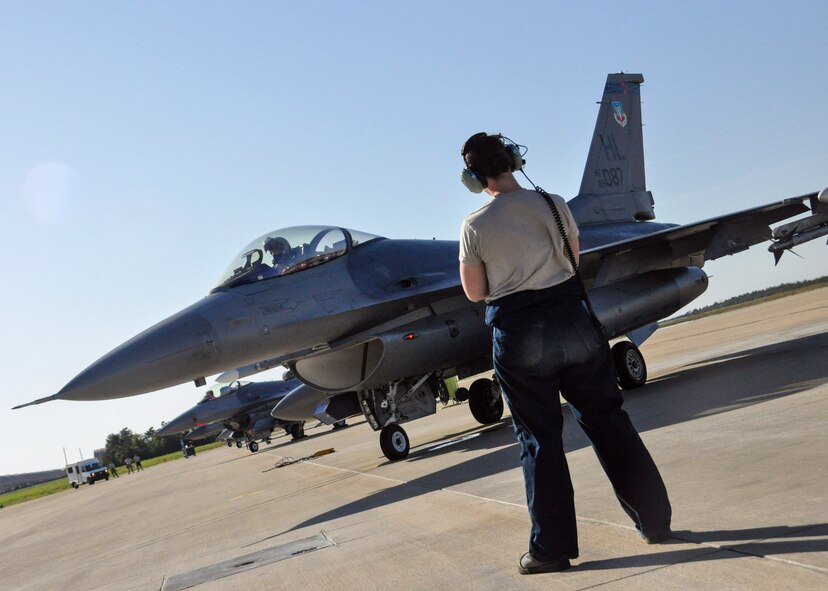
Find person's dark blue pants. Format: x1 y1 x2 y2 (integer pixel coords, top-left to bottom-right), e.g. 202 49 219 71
486 279 671 562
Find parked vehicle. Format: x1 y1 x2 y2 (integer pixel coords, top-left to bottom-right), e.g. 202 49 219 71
65 459 109 489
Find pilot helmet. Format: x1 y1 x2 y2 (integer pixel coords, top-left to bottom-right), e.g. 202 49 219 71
263 236 290 256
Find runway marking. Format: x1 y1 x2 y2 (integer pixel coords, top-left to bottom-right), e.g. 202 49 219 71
301 461 828 575
419 431 481 452
229 489 265 501
301 460 630 529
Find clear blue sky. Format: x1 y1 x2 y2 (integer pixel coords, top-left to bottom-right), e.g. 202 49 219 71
2 2 826 474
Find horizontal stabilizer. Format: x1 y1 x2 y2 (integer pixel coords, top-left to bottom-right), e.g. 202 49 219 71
12 393 60 410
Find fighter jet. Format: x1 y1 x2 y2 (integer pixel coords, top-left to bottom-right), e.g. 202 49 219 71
156 379 306 452
15 73 826 462
181 421 225 443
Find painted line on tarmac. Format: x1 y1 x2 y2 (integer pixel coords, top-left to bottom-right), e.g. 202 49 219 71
301 459 632 531
300 460 828 575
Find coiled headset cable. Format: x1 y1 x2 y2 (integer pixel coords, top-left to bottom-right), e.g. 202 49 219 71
517 161 606 336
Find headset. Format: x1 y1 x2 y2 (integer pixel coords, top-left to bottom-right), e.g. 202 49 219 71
460 133 525 194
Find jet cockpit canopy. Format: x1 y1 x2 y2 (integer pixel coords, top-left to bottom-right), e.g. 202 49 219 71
197 380 249 404
217 226 382 289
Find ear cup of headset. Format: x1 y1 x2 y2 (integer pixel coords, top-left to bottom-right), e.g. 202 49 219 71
505 142 524 172
461 168 485 193
460 132 523 192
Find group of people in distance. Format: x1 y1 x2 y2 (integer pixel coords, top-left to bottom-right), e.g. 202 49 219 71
107 454 143 478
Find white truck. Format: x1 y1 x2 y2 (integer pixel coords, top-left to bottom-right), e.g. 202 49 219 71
65 459 109 489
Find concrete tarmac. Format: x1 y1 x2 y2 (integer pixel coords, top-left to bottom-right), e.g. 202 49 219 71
3 288 827 590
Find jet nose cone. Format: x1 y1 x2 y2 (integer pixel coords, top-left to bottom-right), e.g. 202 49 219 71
157 416 195 437
272 383 326 421
56 308 218 401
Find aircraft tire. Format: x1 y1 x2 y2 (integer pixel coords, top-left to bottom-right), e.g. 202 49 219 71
235 440 244 448
248 441 259 453
454 387 469 402
227 441 233 447
612 341 647 390
289 423 305 440
468 378 504 424
379 423 410 461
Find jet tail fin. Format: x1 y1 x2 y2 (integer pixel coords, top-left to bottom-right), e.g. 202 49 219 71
568 73 656 225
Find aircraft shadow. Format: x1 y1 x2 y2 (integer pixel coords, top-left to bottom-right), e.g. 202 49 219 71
275 332 828 541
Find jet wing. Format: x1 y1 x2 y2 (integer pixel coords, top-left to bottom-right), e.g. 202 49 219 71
581 193 817 288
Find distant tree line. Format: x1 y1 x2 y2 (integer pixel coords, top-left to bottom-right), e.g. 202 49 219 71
672 275 828 322
0 470 64 494
102 427 182 465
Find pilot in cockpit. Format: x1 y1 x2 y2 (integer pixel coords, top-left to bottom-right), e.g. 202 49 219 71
264 236 293 275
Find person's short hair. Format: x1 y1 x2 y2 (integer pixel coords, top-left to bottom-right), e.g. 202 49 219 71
461 133 515 180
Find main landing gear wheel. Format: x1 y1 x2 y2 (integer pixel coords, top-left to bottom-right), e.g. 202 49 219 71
612 341 647 390
468 378 504 424
379 423 410 461
248 441 259 453
235 440 244 448
288 423 305 440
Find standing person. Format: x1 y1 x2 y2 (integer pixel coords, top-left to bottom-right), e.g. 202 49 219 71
124 455 133 474
108 462 119 478
133 454 143 471
458 132 672 575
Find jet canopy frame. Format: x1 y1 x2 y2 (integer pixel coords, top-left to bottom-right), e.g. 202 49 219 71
217 225 382 289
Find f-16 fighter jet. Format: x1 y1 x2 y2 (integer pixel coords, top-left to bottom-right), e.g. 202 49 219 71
16 73 827 462
157 379 306 452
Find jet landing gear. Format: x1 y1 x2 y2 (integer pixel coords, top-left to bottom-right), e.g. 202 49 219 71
468 378 504 424
379 423 410 461
612 341 647 390
248 440 259 453
287 422 305 440
358 374 506 462
358 375 440 462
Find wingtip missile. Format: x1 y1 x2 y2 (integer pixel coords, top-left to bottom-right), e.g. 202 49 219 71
769 218 828 263
12 393 60 410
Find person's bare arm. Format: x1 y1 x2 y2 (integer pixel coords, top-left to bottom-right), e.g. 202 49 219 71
570 236 580 267
460 262 489 302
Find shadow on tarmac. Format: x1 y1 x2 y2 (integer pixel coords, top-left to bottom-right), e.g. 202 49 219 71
276 332 828 550
577 523 828 571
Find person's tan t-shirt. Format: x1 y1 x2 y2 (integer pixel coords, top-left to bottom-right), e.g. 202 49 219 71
459 188 579 302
